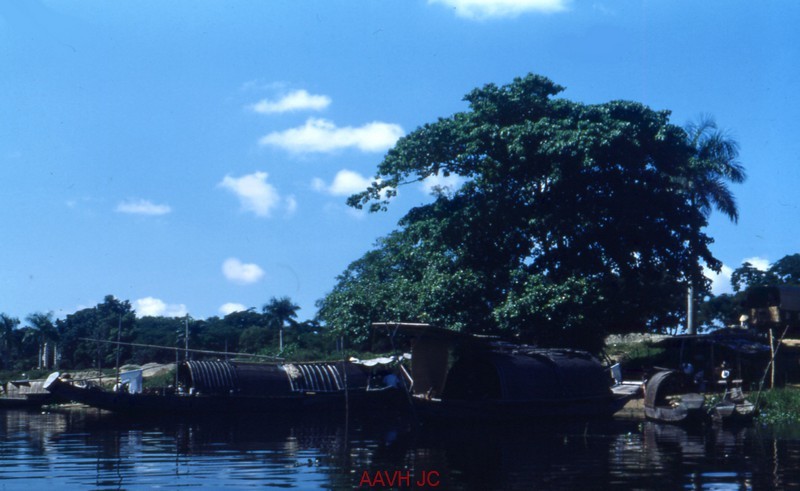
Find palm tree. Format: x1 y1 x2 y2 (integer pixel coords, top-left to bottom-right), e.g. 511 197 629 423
684 115 746 222
683 116 746 334
26 312 59 370
262 297 299 353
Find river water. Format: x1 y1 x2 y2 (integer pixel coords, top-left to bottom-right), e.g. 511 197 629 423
1 408 799 490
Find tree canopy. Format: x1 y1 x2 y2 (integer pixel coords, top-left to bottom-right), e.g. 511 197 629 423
320 74 741 352
0 295 330 373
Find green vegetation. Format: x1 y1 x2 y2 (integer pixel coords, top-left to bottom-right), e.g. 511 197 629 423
606 341 665 370
320 73 745 352
755 388 800 425
698 253 800 330
0 295 343 375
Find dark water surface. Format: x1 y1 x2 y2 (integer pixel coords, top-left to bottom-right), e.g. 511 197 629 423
1 408 800 490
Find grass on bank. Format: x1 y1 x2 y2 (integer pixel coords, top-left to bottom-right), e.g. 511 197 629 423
755 387 800 425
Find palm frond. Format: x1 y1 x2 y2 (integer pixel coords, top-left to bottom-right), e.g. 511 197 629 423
683 116 745 223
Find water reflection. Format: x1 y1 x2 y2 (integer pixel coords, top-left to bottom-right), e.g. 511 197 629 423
2 409 800 489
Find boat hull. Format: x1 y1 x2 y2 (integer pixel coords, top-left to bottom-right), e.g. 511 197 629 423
644 370 707 424
45 376 401 417
411 393 631 423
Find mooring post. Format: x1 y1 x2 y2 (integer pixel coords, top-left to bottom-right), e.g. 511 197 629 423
769 328 775 389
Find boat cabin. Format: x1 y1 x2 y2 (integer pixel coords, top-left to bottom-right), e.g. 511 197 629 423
175 360 372 396
376 323 614 405
650 331 772 390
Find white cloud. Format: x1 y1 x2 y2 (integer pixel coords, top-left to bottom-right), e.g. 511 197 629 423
312 169 374 197
134 297 188 318
742 256 770 271
222 258 265 285
421 171 466 196
116 199 172 216
330 170 373 195
259 118 404 153
704 264 734 296
219 302 248 315
430 0 568 18
219 171 281 217
250 90 331 114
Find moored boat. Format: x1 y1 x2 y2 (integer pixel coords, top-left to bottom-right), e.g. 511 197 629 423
643 369 756 426
44 358 403 417
641 331 767 426
708 398 755 426
374 323 635 423
644 370 707 424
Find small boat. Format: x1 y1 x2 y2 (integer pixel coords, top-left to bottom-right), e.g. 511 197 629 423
374 323 635 423
644 370 707 424
644 369 756 426
643 330 766 426
708 383 756 426
708 398 755 425
43 358 403 417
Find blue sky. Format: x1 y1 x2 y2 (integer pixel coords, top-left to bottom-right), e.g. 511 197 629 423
1 1 798 323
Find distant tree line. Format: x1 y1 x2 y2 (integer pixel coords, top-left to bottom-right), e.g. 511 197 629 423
0 295 337 372
698 253 800 330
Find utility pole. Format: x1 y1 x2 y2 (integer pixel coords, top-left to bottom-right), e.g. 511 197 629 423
184 316 189 361
115 315 122 388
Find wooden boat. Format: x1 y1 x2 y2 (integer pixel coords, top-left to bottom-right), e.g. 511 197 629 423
374 323 635 423
644 369 756 426
642 330 767 426
43 359 403 417
644 370 707 424
708 398 755 425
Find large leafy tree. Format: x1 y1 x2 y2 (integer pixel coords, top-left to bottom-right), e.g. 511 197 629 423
767 254 800 285
56 295 135 369
731 262 779 293
55 306 100 369
729 255 800 294
321 74 734 352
